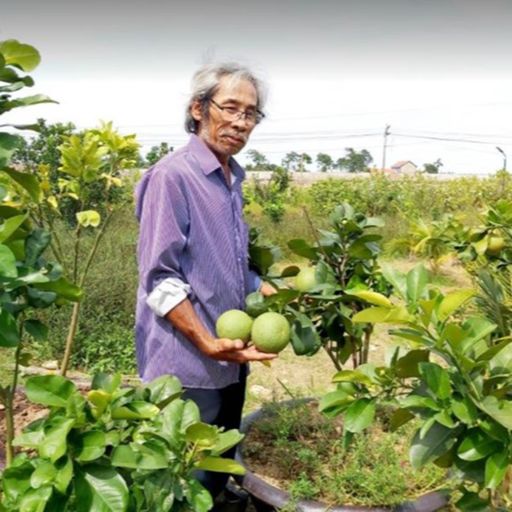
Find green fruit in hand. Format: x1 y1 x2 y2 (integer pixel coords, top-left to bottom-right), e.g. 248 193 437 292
245 291 268 317
486 235 506 256
251 312 290 353
216 309 253 342
294 267 318 292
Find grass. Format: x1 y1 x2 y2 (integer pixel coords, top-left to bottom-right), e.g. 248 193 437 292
242 400 450 508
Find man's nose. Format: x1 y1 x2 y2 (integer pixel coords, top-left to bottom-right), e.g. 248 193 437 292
231 115 250 131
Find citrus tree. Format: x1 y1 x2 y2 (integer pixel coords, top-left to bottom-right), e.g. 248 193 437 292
247 203 390 369
1 373 245 511
324 264 512 510
0 39 81 465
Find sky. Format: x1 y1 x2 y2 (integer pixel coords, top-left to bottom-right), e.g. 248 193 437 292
2 0 512 174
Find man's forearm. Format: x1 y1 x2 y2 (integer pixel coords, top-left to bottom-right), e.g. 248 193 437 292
164 298 214 354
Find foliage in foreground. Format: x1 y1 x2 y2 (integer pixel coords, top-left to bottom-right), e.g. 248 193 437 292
1 373 244 512
323 265 512 510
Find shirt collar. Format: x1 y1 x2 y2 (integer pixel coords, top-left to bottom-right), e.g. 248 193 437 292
188 134 246 181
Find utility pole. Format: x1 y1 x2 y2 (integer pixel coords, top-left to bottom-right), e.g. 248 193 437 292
496 146 507 171
381 124 391 171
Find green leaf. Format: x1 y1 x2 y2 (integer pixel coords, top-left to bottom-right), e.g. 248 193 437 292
195 456 246 475
457 430 500 461
133 441 169 470
24 319 48 341
0 243 17 277
0 132 23 168
54 455 73 494
437 289 474 321
0 40 41 71
186 479 213 512
332 369 373 386
25 375 77 407
0 213 28 244
289 310 321 356
75 465 129 512
345 289 392 307
455 491 489 512
39 417 75 462
410 422 458 469
18 486 53 512
400 395 440 411
418 362 452 400
1 94 57 114
146 374 182 408
484 451 509 490
395 349 430 378
344 398 376 433
76 210 101 228
110 445 138 469
0 309 20 347
1 459 33 502
25 229 51 266
33 277 83 302
185 422 218 448
318 389 355 418
30 460 56 489
91 372 121 393
287 238 318 259
381 263 407 299
1 167 41 202
76 431 107 462
111 401 159 420
389 408 415 431
451 396 478 425
481 396 512 429
352 306 412 324
211 429 244 456
406 265 429 304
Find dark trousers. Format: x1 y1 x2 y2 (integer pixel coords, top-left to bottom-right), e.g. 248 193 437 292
182 365 247 500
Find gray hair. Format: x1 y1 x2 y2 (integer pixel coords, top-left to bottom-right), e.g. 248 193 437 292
184 62 267 133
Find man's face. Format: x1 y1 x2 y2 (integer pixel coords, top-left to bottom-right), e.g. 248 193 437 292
192 76 258 162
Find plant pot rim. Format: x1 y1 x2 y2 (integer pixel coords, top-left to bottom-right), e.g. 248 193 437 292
235 398 450 512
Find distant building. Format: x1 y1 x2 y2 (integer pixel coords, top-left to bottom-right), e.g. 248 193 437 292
390 160 418 174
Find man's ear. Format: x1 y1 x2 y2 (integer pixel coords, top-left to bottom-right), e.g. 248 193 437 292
191 100 203 122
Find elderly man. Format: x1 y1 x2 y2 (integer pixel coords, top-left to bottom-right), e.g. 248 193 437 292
135 63 276 505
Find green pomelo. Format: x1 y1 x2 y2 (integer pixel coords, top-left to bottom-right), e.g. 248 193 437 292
486 235 505 256
294 267 318 292
251 312 290 353
216 309 253 342
245 291 268 317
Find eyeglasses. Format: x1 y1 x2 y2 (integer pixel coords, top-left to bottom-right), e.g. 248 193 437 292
209 98 265 124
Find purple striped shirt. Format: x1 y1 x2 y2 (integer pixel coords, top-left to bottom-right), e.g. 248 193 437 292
135 134 259 388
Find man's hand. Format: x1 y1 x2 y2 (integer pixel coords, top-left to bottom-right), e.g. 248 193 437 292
260 281 277 297
202 338 278 363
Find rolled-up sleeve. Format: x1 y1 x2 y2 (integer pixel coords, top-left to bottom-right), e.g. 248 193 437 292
136 167 190 297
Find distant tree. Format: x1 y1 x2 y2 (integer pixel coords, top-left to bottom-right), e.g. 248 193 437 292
281 152 311 172
424 158 443 174
145 142 173 166
246 149 271 171
12 118 76 185
316 152 334 172
298 153 312 172
282 151 300 171
336 147 373 173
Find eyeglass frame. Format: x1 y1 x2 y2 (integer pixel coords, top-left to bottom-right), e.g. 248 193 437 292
209 98 265 124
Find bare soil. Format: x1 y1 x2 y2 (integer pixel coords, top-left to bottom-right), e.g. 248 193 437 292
0 392 47 468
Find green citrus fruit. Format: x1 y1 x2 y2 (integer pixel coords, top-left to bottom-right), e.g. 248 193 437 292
294 267 318 292
245 291 268 317
486 235 506 256
216 309 253 342
251 312 290 353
